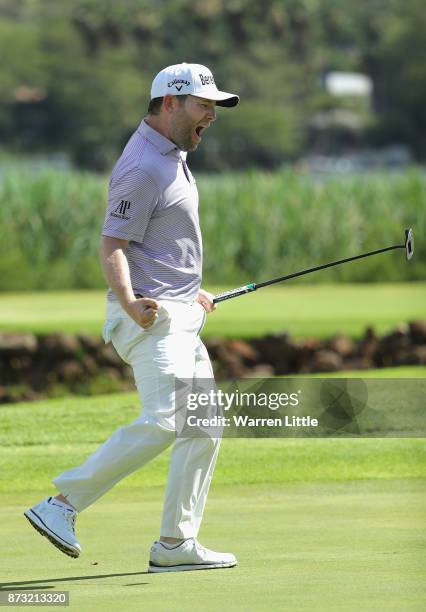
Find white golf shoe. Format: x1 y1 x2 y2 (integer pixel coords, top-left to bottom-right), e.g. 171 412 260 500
24 497 81 558
148 538 237 573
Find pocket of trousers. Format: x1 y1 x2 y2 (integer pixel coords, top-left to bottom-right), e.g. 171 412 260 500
102 318 123 344
107 318 146 365
106 307 171 364
195 302 207 335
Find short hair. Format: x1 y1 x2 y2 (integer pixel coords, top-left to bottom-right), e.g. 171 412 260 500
147 95 188 115
148 97 163 115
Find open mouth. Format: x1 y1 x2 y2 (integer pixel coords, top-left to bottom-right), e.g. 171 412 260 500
194 125 206 139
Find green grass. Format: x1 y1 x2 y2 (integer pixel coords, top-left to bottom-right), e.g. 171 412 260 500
0 391 425 492
302 366 426 377
1 482 425 611
0 277 424 610
0 282 425 338
0 392 425 610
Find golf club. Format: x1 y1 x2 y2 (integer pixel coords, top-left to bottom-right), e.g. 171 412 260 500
213 227 414 304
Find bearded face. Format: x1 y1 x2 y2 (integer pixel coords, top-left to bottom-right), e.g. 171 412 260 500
169 96 216 152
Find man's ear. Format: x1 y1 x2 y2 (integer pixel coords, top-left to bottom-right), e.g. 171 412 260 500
163 94 178 114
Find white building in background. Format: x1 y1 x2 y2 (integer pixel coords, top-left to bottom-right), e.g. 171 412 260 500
324 72 373 98
301 70 411 171
309 71 373 136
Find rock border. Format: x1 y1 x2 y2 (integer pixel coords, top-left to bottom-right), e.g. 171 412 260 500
0 321 425 403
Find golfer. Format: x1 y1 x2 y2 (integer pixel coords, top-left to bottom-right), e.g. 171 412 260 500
25 63 239 572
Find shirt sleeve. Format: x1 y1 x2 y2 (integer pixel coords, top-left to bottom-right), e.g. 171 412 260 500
102 167 160 242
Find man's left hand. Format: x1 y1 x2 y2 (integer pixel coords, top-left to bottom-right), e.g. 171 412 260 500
196 289 217 313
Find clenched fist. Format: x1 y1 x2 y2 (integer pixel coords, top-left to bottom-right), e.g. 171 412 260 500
125 297 160 329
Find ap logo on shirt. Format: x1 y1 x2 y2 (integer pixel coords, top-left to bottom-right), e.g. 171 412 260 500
111 200 131 220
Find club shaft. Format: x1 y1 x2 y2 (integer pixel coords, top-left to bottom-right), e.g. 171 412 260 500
256 244 404 288
214 243 404 303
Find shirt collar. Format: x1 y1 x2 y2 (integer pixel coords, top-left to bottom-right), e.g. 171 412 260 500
138 119 180 156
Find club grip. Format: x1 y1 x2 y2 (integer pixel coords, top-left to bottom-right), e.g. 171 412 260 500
213 284 256 304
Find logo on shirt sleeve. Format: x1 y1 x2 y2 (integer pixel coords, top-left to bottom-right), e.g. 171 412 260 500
111 200 131 220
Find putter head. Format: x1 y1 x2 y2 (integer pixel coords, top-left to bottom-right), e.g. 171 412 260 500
405 228 414 260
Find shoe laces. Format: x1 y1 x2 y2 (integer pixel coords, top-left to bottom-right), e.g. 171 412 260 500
60 507 76 533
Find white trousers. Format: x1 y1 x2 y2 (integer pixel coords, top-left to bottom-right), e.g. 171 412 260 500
53 299 221 538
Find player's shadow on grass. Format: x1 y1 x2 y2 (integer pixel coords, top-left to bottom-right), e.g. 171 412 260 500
0 571 150 590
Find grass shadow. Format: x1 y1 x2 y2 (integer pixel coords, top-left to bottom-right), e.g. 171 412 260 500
0 571 150 590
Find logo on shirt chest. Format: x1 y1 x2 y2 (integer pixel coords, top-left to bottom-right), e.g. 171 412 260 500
111 200 131 220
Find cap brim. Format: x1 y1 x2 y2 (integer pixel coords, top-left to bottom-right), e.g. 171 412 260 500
216 94 239 108
192 90 239 108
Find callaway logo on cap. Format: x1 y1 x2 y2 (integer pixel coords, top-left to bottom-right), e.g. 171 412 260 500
151 63 239 108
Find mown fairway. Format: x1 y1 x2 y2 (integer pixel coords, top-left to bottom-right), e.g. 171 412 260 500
1 393 425 610
0 282 425 338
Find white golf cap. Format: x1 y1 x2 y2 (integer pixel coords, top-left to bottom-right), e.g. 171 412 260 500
150 62 239 108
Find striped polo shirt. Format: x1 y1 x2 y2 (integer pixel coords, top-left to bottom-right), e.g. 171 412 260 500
102 120 202 302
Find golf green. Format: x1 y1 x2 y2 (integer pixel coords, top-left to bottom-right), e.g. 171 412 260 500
1 393 425 610
1 481 425 611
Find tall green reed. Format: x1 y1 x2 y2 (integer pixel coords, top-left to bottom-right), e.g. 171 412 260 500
0 167 424 290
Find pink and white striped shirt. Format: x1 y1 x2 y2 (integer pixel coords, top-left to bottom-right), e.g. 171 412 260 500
102 120 202 302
